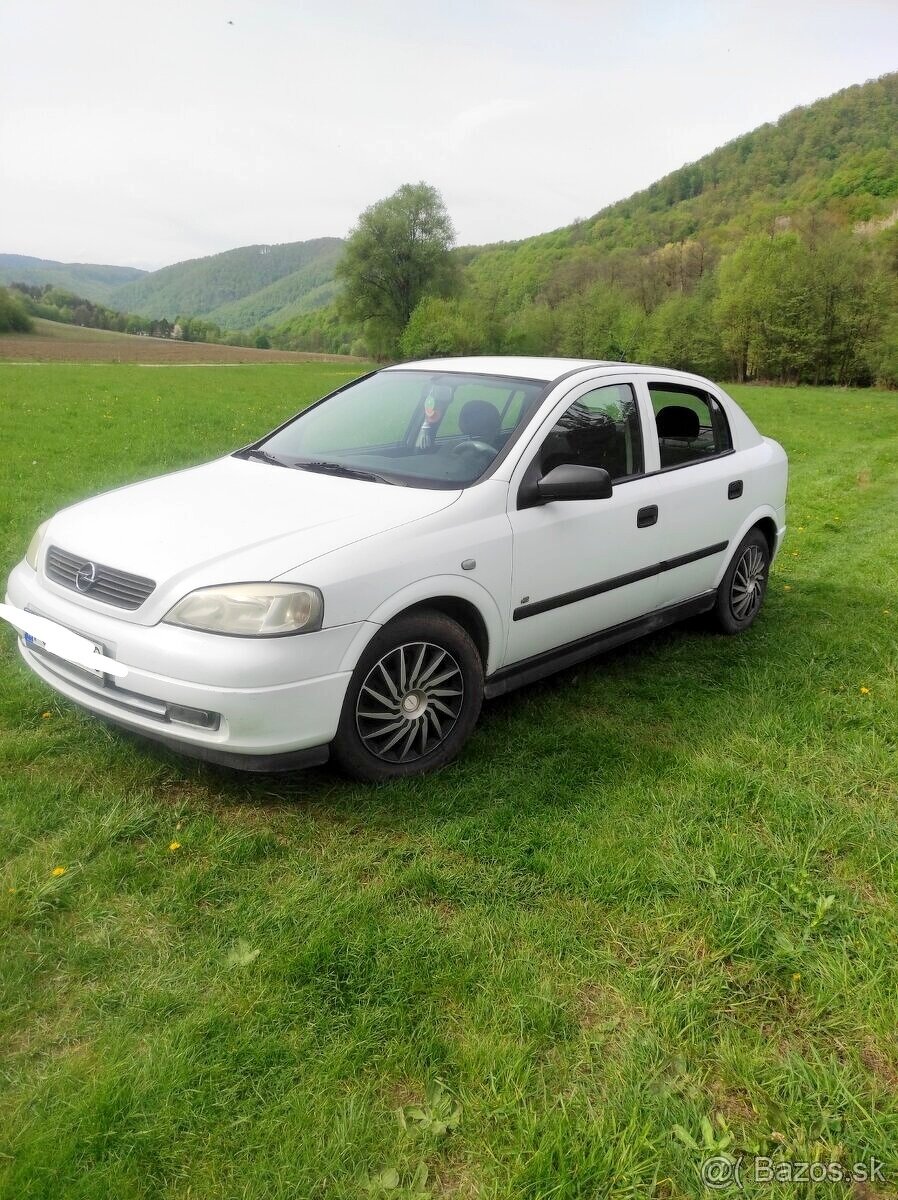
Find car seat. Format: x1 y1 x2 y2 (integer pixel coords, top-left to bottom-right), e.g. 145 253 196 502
458 400 501 446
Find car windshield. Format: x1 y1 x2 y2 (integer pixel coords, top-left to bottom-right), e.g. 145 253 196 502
252 370 546 489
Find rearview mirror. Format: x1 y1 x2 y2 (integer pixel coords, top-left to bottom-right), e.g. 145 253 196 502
536 463 613 502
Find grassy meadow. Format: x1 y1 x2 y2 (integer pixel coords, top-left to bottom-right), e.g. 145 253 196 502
1 363 897 1199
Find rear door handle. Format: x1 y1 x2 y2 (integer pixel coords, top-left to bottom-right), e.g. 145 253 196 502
637 505 658 528
728 480 743 499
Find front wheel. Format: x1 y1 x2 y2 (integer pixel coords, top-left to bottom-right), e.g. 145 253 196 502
712 528 771 634
332 610 484 782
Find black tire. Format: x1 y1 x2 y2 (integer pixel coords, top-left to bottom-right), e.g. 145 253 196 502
332 610 484 782
712 527 771 634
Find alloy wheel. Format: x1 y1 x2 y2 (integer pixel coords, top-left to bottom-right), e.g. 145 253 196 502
730 544 767 621
355 641 465 763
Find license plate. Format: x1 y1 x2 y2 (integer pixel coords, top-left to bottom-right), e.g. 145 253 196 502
25 629 106 679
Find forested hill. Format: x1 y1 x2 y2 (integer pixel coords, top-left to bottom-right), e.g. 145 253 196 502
0 255 145 304
109 238 344 326
457 72 898 311
370 71 898 386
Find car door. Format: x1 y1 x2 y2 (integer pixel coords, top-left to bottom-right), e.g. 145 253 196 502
504 376 666 667
635 377 748 607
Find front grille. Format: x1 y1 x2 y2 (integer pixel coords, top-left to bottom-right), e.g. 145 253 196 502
45 546 156 611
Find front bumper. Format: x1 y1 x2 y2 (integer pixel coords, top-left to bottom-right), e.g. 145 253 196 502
6 562 373 767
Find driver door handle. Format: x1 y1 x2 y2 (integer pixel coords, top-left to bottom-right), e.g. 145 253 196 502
637 505 658 528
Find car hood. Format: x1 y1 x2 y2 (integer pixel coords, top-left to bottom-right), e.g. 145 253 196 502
42 456 460 622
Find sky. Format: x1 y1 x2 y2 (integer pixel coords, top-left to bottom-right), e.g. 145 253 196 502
1 0 896 271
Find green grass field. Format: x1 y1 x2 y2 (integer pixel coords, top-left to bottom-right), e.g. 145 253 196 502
1 365 897 1199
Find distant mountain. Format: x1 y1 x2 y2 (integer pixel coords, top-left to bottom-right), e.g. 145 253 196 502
203 243 343 328
0 254 146 303
110 238 344 327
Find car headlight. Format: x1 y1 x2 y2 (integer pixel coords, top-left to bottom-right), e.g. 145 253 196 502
25 520 50 570
163 583 323 637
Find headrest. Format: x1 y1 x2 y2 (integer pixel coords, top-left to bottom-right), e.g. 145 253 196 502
656 404 700 439
458 399 501 440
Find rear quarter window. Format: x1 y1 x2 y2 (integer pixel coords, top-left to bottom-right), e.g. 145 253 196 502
649 383 732 469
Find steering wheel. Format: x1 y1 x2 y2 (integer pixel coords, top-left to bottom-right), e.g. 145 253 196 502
452 438 497 456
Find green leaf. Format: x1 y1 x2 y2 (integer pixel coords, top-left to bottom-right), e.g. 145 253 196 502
369 1166 400 1190
409 1162 429 1188
672 1124 701 1152
700 1115 715 1147
226 939 261 968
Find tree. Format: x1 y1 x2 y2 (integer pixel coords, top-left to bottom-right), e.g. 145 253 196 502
870 313 898 387
337 182 458 356
714 230 887 384
557 285 645 361
641 290 726 376
400 297 489 359
0 287 33 333
714 235 814 382
504 303 561 355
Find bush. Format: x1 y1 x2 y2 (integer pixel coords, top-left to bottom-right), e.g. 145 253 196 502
503 304 560 354
870 315 898 388
400 297 490 359
0 287 33 333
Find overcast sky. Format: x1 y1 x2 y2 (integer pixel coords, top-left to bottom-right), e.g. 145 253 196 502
2 0 896 270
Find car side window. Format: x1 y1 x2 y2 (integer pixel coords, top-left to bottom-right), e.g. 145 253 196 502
649 384 732 469
537 383 644 481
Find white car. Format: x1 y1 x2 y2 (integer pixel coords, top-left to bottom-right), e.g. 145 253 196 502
4 357 787 781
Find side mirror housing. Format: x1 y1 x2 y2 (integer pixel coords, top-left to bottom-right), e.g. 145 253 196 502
536 463 613 502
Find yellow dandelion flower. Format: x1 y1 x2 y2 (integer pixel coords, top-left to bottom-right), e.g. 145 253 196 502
792 972 801 981
41 711 52 719
860 686 870 695
783 585 792 592
8 887 16 894
169 841 181 852
51 866 66 877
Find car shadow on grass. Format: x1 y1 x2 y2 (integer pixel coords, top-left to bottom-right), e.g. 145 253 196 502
110 575 890 831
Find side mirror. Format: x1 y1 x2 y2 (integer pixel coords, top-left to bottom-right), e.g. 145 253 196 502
536 463 613 502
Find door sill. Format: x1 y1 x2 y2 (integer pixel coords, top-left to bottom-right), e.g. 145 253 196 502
485 592 716 698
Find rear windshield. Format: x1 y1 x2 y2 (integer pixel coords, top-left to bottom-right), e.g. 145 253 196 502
256 370 545 488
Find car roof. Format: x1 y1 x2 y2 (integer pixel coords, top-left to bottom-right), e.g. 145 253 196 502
384 356 712 386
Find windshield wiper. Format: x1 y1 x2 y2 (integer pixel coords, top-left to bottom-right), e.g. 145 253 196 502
235 448 290 468
295 460 399 485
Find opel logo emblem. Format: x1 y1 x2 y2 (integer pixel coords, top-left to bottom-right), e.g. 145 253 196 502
75 561 97 592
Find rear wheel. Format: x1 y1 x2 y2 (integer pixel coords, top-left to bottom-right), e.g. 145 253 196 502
713 528 771 634
332 610 484 782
